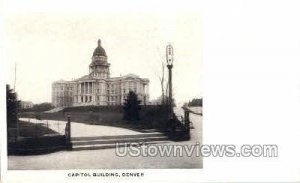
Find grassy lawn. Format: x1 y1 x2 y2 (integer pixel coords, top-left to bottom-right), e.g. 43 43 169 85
8 121 67 155
18 120 59 137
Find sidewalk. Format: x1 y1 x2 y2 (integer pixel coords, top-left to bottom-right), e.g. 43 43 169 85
19 118 144 137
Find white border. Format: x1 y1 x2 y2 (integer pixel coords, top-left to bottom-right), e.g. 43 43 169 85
1 0 300 182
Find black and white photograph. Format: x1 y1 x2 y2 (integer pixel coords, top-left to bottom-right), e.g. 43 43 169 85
4 11 202 170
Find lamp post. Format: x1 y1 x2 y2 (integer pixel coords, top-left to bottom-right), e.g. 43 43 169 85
166 44 174 121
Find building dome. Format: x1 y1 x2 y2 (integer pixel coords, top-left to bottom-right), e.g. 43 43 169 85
93 39 107 57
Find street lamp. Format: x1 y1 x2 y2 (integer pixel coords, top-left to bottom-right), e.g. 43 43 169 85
166 44 174 121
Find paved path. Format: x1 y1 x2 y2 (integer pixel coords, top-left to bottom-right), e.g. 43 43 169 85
19 118 144 137
8 145 201 169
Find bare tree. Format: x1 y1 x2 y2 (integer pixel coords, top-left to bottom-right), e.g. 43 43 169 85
147 46 168 105
156 47 167 105
158 61 165 105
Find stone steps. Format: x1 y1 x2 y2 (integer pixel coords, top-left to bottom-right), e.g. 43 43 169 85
71 133 165 141
71 133 170 151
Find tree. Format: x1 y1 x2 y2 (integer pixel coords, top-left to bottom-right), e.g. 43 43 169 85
188 98 203 107
158 61 166 105
165 96 176 107
123 91 141 121
32 103 54 112
154 47 167 105
6 84 19 128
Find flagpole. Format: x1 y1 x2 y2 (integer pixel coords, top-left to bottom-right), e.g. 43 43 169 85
14 62 19 139
14 62 16 92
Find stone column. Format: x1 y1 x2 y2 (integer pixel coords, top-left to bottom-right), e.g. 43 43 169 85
83 82 85 94
92 82 94 102
83 82 86 103
78 83 81 94
93 82 94 94
90 82 92 94
78 84 80 103
81 83 83 103
79 83 81 103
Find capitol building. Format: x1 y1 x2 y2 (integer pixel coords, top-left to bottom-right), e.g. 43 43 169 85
52 39 150 107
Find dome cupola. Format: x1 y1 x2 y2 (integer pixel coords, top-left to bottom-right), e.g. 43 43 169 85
90 38 110 79
93 39 107 57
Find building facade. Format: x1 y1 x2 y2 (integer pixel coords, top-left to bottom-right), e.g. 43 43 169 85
20 101 34 109
52 80 75 107
52 39 149 107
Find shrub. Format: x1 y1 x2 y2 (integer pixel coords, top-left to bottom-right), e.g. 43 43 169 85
123 91 141 121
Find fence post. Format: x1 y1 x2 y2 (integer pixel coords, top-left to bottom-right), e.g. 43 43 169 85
66 115 72 149
184 109 190 139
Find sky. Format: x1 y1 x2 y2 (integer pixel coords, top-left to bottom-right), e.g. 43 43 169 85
3 4 202 106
